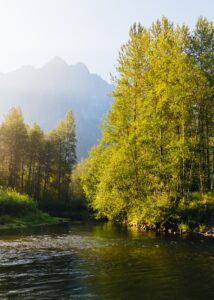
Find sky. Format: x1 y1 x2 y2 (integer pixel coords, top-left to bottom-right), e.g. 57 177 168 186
0 0 213 82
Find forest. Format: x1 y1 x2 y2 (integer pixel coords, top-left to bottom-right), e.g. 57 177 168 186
0 16 213 233
80 17 214 231
1 1 214 298
0 107 76 217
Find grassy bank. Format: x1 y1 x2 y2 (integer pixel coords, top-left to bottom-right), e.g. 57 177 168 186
0 188 67 230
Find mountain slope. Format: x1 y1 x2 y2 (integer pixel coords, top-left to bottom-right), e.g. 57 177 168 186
0 57 113 158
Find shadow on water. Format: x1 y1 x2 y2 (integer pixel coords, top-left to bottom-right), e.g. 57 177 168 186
0 221 213 299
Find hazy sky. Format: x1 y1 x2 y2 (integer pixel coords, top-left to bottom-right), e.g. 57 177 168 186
0 0 213 82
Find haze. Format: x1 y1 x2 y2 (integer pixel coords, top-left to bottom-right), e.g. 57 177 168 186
0 0 213 82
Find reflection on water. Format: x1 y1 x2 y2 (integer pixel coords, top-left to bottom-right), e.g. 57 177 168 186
0 221 213 299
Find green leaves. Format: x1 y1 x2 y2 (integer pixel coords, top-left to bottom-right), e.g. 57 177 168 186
81 17 214 225
0 108 77 204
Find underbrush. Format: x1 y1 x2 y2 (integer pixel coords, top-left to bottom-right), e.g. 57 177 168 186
177 192 214 227
0 188 63 228
0 188 38 217
127 192 214 234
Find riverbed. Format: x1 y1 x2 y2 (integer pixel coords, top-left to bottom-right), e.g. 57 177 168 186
0 221 213 299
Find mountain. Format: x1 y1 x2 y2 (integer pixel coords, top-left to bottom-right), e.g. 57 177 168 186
0 57 113 159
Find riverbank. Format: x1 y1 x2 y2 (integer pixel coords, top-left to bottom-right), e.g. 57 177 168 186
126 192 214 237
128 221 214 237
0 188 68 230
0 213 68 230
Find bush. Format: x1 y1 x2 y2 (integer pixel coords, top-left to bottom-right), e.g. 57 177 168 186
178 223 190 232
199 224 206 233
0 188 38 217
177 193 214 226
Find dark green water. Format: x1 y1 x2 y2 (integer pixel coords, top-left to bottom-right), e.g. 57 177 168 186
0 221 213 300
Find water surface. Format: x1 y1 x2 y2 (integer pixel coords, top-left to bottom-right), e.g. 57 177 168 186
0 221 213 299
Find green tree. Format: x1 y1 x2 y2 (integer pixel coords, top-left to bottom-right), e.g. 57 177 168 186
49 111 76 201
81 17 213 225
0 108 77 210
0 107 28 190
188 17 214 193
26 123 44 199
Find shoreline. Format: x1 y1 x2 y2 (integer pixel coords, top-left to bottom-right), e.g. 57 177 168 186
0 215 69 231
0 215 213 238
128 221 214 237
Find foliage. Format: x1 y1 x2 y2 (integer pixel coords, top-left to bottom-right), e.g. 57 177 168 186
0 188 37 217
0 188 63 228
70 160 87 210
178 223 190 232
0 109 76 205
199 224 206 233
177 193 214 226
81 17 214 226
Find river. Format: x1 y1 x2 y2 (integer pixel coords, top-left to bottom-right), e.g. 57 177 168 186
0 221 213 299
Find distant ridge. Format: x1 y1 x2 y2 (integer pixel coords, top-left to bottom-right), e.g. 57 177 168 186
0 57 113 159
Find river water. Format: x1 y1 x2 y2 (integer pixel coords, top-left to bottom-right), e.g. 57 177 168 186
0 221 213 299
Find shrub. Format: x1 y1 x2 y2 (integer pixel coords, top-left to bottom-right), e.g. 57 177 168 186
178 223 190 232
0 188 38 217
